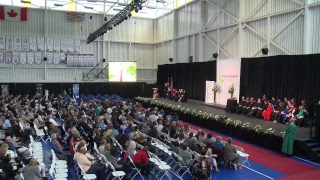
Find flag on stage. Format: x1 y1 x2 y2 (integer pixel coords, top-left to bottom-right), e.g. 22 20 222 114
170 77 173 90
0 6 28 21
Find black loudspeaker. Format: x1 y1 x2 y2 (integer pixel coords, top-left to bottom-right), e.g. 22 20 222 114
44 57 47 61
189 56 193 63
213 53 218 58
169 58 173 62
262 48 269 55
103 58 106 62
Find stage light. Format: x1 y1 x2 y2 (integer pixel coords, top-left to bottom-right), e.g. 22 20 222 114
262 48 269 55
104 16 107 21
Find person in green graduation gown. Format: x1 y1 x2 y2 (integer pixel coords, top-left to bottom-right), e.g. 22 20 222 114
62 89 67 100
281 118 296 156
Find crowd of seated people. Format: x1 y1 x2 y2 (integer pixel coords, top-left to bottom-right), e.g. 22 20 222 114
0 93 245 180
235 95 312 127
165 88 187 102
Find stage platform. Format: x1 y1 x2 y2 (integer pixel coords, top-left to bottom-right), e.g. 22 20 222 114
156 98 313 141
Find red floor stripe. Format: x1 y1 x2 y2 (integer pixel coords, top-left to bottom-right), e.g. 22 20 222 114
181 122 318 176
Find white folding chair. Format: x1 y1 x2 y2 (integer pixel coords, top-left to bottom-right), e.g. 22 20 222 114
78 163 97 180
127 156 145 180
106 161 126 180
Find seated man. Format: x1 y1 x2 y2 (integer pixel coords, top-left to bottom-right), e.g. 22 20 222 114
248 98 263 118
178 142 193 166
74 147 106 180
213 136 224 149
132 146 152 180
296 105 308 127
224 137 241 169
236 96 246 114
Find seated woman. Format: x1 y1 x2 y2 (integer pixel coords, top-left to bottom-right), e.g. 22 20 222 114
18 158 43 180
200 142 219 172
176 132 185 144
261 100 273 121
125 139 136 158
273 102 285 123
296 105 308 127
22 150 46 177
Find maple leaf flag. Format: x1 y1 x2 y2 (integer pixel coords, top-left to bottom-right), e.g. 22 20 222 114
0 6 28 21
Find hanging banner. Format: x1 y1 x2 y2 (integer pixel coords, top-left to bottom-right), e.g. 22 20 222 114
67 39 74 52
87 54 94 67
21 37 29 51
46 38 53 51
67 54 74 67
53 53 60 64
0 51 3 62
60 53 66 64
46 52 53 64
20 53 26 64
37 37 45 51
1 85 9 98
73 54 80 67
0 36 5 49
36 84 43 98
80 54 87 67
27 52 34 64
35 52 41 64
29 37 37 51
54 38 60 52
61 39 68 52
74 39 80 53
6 36 13 50
14 37 21 51
73 84 79 98
5 52 12 63
12 52 19 64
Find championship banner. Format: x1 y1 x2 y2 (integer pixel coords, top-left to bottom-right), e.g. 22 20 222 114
12 52 19 64
73 54 80 67
67 39 74 52
0 51 3 62
37 37 45 51
61 39 68 52
53 53 60 64
14 36 21 51
0 36 5 49
73 84 79 98
46 52 53 64
1 85 9 98
216 59 241 105
21 37 29 51
74 39 80 52
46 37 54 51
5 52 12 63
60 53 66 64
87 54 94 67
80 54 87 67
6 36 13 50
67 54 74 67
20 53 26 64
29 37 36 51
34 52 41 64
36 84 43 98
54 38 60 52
27 52 34 64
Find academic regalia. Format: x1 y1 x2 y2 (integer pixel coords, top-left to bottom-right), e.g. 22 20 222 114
281 122 296 155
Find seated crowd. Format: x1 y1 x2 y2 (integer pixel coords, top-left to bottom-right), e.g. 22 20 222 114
0 93 243 180
235 95 312 127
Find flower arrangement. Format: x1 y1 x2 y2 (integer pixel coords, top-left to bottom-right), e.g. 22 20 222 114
191 109 197 117
202 112 209 120
197 111 203 119
214 115 220 121
225 118 234 125
265 128 275 135
208 113 214 120
212 84 219 93
254 125 263 133
184 108 190 114
242 122 252 130
228 83 235 98
234 120 241 127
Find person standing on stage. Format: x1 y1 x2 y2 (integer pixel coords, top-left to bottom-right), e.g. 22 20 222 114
281 118 296 157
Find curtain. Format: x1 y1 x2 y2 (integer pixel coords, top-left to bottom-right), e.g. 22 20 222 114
240 54 320 108
157 61 217 101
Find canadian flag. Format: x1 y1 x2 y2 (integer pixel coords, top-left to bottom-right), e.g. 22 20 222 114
0 6 28 21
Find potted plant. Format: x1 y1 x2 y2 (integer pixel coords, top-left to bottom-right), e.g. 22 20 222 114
212 84 219 103
228 83 235 98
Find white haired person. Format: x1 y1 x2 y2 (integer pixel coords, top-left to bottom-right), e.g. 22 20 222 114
224 137 241 170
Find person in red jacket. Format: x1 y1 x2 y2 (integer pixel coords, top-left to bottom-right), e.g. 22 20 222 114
132 146 152 180
262 100 273 121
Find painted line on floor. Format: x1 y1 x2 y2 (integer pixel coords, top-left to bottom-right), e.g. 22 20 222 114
293 156 320 166
243 165 274 180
